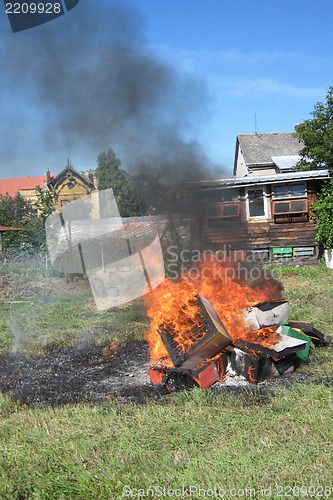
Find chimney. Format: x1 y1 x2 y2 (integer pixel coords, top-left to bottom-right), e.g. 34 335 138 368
46 170 51 184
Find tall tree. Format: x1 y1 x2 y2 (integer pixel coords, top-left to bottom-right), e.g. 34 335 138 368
131 173 166 214
295 86 333 252
95 149 122 192
295 86 333 173
94 148 148 217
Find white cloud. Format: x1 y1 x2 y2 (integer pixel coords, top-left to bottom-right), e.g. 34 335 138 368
212 78 326 99
149 43 333 73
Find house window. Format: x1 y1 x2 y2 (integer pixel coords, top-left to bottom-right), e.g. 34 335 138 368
274 200 308 213
272 199 308 223
206 201 241 227
246 187 269 220
273 182 306 199
220 188 239 202
272 183 308 223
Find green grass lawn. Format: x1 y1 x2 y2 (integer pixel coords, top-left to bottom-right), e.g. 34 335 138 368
0 263 332 499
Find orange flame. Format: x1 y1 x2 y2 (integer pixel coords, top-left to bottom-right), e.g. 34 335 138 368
247 365 257 384
145 258 282 365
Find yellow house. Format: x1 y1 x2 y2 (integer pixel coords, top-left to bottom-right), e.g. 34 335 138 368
48 162 96 212
0 164 97 216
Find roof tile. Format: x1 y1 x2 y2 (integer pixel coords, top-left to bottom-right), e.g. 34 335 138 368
238 132 304 165
0 175 51 197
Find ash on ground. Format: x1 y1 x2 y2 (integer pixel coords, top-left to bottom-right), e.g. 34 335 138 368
0 340 329 407
0 340 159 406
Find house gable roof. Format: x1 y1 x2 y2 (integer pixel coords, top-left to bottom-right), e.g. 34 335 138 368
236 132 304 170
48 163 95 191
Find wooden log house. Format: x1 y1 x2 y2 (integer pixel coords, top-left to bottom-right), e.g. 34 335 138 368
188 133 331 263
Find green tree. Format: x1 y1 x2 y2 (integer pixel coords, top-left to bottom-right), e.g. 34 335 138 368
0 193 35 253
0 188 56 254
0 193 32 227
295 86 333 172
21 187 57 253
94 148 148 217
35 186 55 223
295 86 333 252
95 149 122 191
131 173 166 214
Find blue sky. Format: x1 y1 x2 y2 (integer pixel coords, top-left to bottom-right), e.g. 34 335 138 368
0 0 332 179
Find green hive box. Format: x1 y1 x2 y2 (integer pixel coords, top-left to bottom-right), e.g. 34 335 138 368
272 247 293 258
280 325 311 359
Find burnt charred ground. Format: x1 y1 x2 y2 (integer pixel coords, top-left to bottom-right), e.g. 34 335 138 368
0 268 156 405
0 264 331 406
0 263 332 497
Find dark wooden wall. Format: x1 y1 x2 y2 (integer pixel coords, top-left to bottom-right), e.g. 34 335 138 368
190 180 321 258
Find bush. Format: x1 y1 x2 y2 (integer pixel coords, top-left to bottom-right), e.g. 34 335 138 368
311 180 333 250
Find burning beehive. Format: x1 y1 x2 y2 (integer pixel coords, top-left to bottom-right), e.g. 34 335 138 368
145 260 329 391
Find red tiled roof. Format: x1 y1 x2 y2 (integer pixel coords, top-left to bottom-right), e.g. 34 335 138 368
0 175 52 197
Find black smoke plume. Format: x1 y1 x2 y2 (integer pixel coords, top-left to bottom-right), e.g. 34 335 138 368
0 0 224 186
